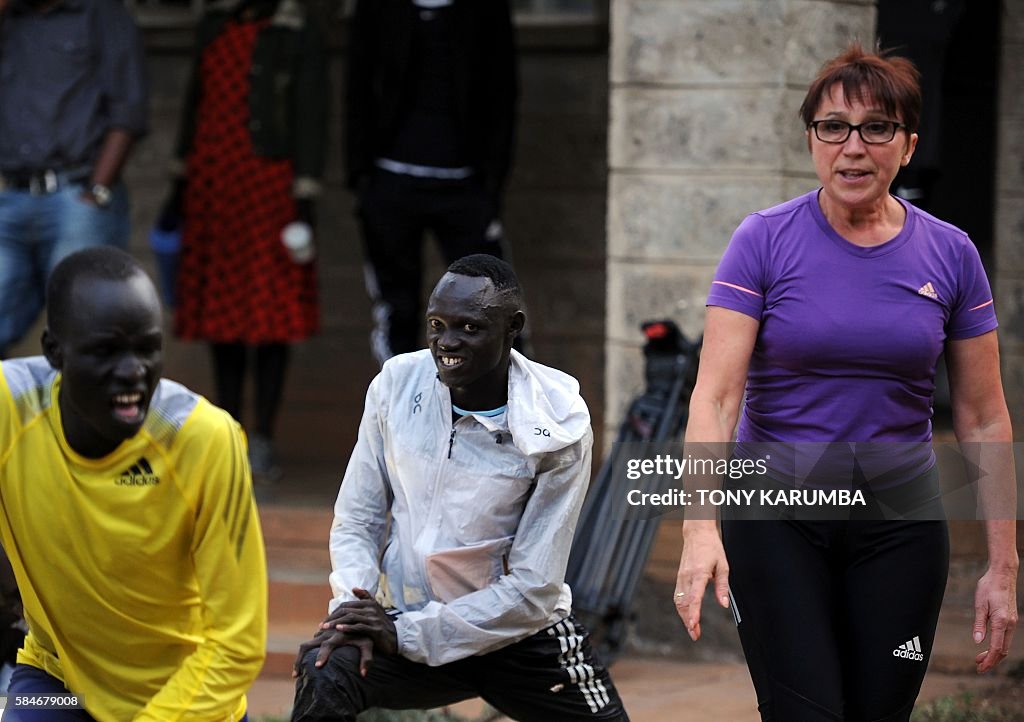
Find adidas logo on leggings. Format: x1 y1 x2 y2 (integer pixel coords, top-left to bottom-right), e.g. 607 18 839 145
893 636 924 661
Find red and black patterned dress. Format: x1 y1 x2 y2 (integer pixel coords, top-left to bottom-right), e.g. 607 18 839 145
175 18 319 344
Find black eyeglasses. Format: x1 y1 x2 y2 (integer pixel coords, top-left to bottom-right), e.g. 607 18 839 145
807 119 907 144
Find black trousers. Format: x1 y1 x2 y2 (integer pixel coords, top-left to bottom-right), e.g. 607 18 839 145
358 168 506 365
290 615 630 722
721 512 949 721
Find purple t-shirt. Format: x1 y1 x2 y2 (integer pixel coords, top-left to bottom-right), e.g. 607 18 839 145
709 190 997 454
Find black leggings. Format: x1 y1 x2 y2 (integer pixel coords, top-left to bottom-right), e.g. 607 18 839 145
210 342 290 437
721 512 948 721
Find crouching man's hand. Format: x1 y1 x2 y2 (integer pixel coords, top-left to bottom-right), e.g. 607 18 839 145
293 625 376 679
327 587 398 660
292 587 398 679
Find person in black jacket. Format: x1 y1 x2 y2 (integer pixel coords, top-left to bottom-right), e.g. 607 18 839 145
346 0 520 365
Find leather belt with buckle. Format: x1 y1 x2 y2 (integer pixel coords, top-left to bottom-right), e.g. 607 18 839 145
0 167 92 195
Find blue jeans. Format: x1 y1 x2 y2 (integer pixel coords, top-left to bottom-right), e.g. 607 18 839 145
5 665 94 721
0 182 129 355
5 664 250 721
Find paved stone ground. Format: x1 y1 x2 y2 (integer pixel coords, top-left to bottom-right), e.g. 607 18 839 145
245 489 1022 722
246 658 1011 722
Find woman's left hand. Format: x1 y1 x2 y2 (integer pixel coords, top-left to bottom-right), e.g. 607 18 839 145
972 567 1018 673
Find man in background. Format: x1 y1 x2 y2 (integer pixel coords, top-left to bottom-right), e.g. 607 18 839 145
0 0 148 357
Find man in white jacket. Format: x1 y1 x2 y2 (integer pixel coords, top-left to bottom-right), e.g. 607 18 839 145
291 255 629 721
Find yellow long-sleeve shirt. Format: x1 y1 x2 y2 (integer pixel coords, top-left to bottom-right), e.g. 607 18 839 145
0 357 267 721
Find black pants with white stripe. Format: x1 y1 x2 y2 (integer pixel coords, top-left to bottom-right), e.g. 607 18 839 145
291 615 630 721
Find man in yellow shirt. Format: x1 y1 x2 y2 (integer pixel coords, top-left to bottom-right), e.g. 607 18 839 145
0 246 267 721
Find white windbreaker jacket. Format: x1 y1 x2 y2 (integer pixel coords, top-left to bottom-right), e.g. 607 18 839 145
328 348 593 666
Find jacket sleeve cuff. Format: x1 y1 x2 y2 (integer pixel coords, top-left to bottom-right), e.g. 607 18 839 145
292 176 323 199
394 617 423 662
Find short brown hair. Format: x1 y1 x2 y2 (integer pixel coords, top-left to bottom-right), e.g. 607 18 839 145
799 42 922 133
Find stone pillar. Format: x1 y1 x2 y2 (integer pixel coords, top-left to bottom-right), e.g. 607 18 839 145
605 0 876 442
993 1 1024 563
996 1 1024 437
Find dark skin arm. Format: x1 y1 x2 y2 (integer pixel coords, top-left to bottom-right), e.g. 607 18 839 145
80 129 134 206
292 587 397 679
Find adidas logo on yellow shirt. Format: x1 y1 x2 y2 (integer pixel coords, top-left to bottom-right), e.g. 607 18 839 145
115 457 160 486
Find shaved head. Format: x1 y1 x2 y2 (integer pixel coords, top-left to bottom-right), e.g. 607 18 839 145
444 254 523 313
47 246 152 338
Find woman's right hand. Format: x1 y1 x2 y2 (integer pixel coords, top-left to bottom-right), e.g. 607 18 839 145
674 519 730 641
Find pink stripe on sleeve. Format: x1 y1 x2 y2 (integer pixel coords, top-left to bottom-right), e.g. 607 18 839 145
968 299 994 312
712 280 762 297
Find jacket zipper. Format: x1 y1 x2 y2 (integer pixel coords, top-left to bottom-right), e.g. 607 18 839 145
422 414 456 594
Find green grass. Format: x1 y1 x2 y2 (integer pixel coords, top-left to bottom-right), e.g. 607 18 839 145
911 692 1018 722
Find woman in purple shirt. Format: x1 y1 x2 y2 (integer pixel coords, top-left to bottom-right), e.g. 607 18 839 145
673 44 1018 721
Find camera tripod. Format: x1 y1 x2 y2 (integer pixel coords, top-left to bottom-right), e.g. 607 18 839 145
565 319 701 662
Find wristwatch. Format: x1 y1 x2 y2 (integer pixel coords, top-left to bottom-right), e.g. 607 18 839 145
89 183 113 208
